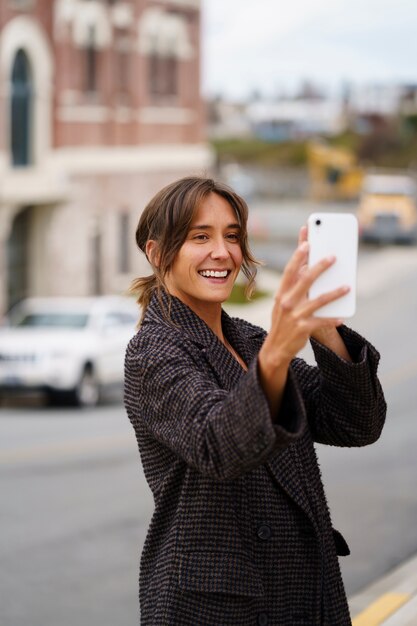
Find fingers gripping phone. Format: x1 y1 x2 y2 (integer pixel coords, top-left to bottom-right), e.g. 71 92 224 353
307 213 358 318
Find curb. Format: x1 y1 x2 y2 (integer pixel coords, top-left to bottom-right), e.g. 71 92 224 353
349 552 417 625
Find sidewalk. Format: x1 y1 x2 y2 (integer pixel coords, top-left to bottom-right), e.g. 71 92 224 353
349 551 417 625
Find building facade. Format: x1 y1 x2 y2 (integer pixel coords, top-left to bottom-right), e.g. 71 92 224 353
0 0 211 314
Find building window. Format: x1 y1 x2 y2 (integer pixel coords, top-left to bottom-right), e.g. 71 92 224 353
149 53 178 99
91 230 102 295
85 26 97 93
118 49 129 94
7 207 31 310
11 49 32 167
118 213 130 274
139 8 192 102
115 36 130 95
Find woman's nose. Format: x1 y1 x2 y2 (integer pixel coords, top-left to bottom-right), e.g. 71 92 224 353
210 237 229 259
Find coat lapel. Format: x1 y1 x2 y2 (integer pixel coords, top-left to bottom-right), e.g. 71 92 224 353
266 446 316 526
144 291 316 525
145 292 259 389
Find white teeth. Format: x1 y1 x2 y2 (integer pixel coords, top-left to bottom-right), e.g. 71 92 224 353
199 270 228 278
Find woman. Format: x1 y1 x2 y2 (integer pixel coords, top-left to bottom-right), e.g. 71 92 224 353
124 176 386 626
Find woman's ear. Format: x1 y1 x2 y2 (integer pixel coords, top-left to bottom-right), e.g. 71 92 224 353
145 240 160 267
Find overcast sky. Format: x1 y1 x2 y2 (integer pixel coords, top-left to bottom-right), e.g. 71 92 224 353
202 0 417 99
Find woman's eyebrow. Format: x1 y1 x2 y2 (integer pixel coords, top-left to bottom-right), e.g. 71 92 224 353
189 223 241 230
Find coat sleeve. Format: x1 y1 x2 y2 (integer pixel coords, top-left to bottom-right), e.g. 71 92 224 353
124 331 306 482
290 325 387 447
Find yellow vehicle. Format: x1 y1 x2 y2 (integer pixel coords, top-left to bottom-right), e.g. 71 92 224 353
357 173 417 244
307 140 364 201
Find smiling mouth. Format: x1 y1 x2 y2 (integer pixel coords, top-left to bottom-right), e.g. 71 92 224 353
198 270 231 278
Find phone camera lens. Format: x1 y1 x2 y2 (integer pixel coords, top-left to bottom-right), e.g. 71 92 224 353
315 219 321 226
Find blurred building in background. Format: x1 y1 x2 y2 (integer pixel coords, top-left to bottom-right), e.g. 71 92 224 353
207 98 251 140
246 99 345 142
0 0 210 314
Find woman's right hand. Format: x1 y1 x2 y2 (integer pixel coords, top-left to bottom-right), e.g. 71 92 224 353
257 241 349 417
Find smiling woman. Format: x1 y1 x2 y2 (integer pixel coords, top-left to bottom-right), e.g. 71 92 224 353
130 177 258 328
155 194 243 323
124 175 386 625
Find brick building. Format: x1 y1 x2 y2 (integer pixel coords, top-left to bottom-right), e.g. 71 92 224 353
0 0 211 314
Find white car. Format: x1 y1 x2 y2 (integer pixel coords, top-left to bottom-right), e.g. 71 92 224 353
0 296 139 407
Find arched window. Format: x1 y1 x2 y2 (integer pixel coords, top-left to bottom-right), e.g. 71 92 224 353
11 49 33 167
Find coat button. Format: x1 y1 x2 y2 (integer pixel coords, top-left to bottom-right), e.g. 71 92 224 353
257 612 268 626
257 524 272 540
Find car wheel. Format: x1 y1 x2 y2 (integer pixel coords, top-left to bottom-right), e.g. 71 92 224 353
72 365 100 408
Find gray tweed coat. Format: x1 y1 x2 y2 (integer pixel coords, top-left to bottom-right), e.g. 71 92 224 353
124 291 386 626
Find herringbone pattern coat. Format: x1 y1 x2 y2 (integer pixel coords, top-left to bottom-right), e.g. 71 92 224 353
124 292 386 626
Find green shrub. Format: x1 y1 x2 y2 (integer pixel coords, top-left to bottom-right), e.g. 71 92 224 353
226 283 269 304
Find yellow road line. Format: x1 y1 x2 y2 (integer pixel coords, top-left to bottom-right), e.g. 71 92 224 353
352 592 410 626
0 434 132 464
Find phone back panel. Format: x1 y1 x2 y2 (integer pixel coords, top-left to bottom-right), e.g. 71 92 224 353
308 213 358 318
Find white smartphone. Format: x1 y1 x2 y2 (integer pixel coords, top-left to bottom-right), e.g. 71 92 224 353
307 213 358 318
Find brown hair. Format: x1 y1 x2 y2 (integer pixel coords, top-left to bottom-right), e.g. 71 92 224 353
130 176 260 324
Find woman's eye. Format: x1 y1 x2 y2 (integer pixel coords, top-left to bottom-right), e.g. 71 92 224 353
226 233 240 241
193 234 208 241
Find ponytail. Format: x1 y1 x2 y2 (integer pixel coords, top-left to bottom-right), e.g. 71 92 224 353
129 274 159 326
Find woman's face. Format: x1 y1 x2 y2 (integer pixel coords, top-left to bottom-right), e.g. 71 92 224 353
165 192 243 312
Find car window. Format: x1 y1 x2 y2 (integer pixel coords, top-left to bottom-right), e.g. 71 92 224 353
118 312 137 325
13 313 89 328
364 176 417 197
102 312 136 328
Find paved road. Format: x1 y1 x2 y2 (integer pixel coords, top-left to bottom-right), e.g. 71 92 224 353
1 406 149 626
2 241 417 625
